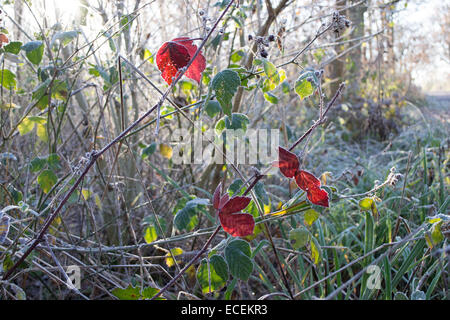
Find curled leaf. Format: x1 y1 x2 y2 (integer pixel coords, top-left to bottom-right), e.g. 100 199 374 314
156 38 205 85
276 146 299 178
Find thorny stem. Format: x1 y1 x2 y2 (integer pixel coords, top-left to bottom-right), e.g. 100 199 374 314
2 0 235 282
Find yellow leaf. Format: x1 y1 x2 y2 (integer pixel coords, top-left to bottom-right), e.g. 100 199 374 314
81 189 92 200
165 247 183 267
159 143 173 159
36 123 48 142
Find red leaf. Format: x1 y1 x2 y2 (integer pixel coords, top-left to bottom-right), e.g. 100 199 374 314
220 196 251 215
156 41 190 85
307 186 329 207
277 147 300 178
156 38 206 85
219 212 255 237
213 183 222 210
171 37 206 83
295 170 321 191
0 34 9 48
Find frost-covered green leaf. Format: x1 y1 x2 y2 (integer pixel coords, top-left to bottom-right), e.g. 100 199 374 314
3 41 22 54
264 92 279 104
204 100 222 118
295 69 319 100
0 69 16 90
210 69 241 116
37 170 57 194
289 227 311 249
225 239 253 281
22 41 44 65
196 255 228 293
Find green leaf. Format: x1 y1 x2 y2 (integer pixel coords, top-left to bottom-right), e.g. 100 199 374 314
210 69 241 116
289 227 311 249
225 113 249 131
281 81 290 94
304 209 319 227
263 92 279 104
111 285 162 300
22 41 44 65
173 205 198 232
0 69 16 90
261 59 279 88
294 70 318 100
173 197 209 232
196 255 228 294
3 41 22 54
225 239 253 281
204 100 222 118
141 142 157 159
37 170 57 194
30 157 47 172
144 225 157 244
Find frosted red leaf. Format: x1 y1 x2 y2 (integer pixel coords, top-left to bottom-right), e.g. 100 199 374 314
277 147 300 178
156 37 206 85
307 186 329 207
211 185 254 237
219 196 252 215
171 37 206 83
295 170 321 191
219 212 255 237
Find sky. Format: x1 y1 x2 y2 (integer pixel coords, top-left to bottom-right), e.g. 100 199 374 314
396 0 450 92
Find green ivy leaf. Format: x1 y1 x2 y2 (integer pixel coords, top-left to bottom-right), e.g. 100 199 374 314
210 69 241 116
225 239 253 281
